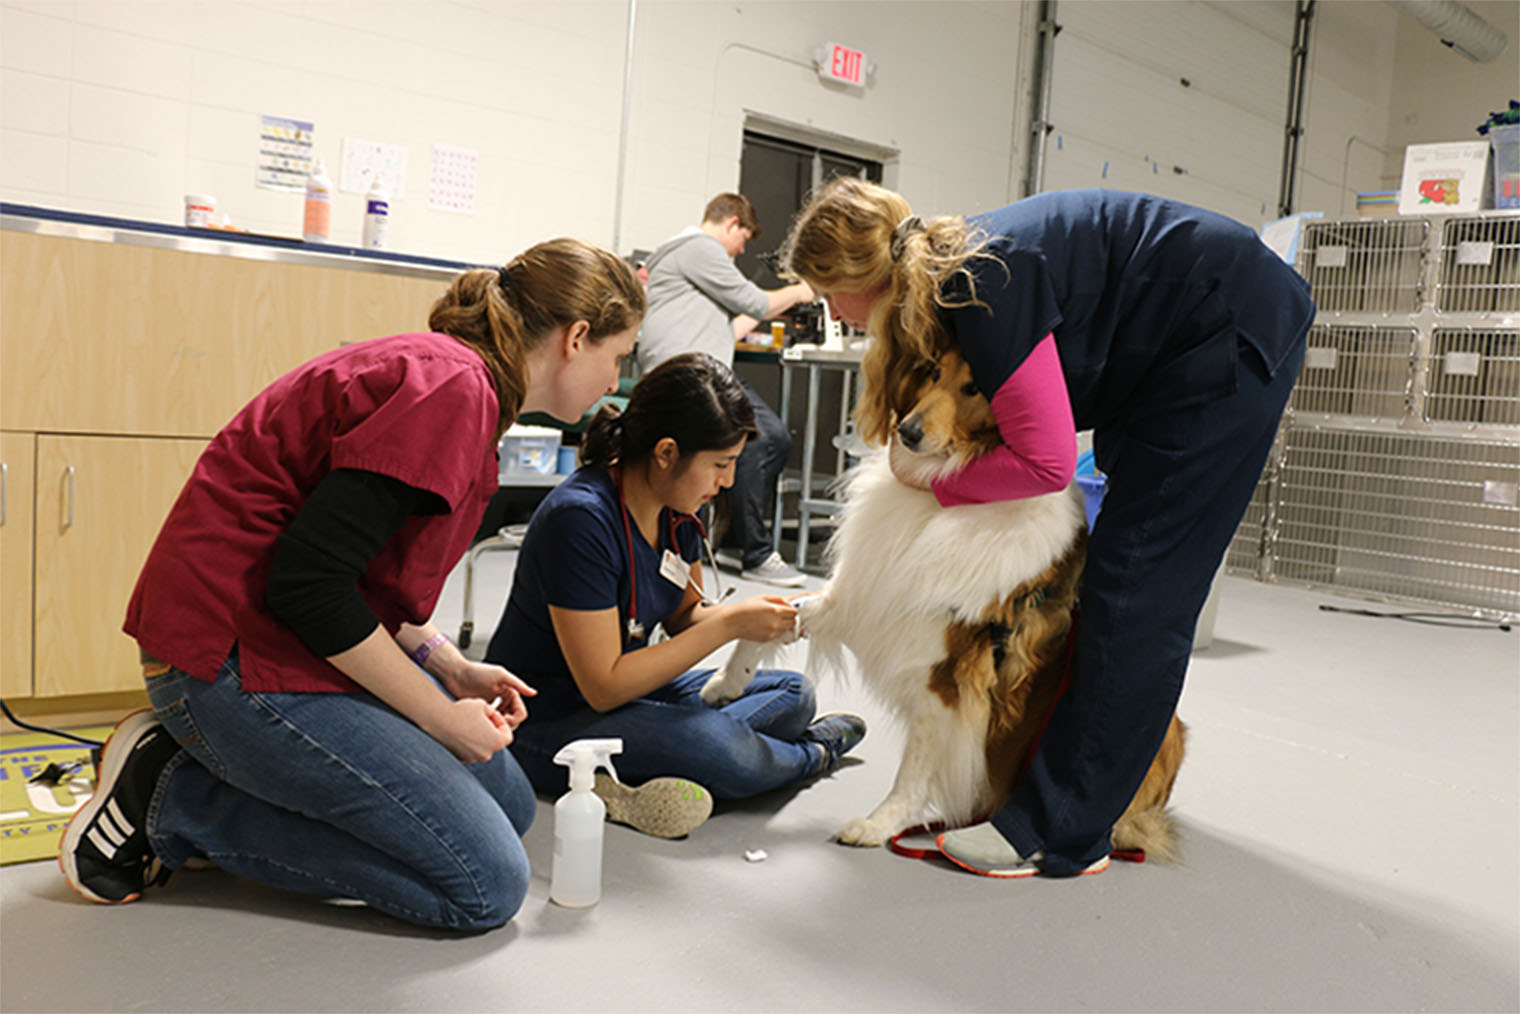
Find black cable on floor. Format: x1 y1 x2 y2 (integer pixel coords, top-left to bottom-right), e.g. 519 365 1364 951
1318 604 1513 632
0 697 106 746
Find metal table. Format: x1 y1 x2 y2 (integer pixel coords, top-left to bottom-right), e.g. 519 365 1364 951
775 345 866 568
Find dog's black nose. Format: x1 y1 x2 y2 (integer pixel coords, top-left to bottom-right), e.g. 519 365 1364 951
897 417 923 451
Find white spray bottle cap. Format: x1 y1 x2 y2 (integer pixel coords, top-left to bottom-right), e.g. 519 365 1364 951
552 737 623 792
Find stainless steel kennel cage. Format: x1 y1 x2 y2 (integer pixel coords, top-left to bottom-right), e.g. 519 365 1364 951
1227 211 1520 620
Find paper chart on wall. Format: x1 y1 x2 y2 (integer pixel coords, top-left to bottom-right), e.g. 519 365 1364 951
257 114 315 191
340 137 408 196
429 143 478 215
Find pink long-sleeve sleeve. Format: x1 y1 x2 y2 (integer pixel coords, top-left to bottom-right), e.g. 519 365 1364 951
931 334 1076 507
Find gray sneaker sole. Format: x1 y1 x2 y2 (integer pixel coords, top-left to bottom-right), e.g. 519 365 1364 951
593 773 713 838
741 568 807 588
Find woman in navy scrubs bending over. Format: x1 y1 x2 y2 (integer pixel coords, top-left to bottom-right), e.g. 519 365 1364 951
782 178 1314 878
486 353 865 837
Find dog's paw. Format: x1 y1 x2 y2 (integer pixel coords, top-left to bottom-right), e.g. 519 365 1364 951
833 817 891 848
700 671 744 706
794 592 825 637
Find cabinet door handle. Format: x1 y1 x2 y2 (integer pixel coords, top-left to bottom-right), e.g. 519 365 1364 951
62 464 75 529
1 461 6 526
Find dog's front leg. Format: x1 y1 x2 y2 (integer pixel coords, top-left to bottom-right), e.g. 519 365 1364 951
701 639 767 705
835 695 956 847
703 598 810 706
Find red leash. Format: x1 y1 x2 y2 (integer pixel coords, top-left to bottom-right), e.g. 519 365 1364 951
886 611 1146 865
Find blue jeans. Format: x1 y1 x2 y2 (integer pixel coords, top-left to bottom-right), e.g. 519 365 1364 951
144 649 535 931
511 668 821 799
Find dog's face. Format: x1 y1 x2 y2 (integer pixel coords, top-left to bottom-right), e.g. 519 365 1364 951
887 349 1001 486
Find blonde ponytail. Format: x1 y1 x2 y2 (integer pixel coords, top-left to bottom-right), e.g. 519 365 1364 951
781 178 990 445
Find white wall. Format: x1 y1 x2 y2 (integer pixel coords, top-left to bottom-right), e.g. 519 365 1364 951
619 1 1033 249
1381 0 1518 184
0 0 1033 266
1295 0 1403 218
1039 0 1296 228
1295 0 1517 219
1 0 1508 266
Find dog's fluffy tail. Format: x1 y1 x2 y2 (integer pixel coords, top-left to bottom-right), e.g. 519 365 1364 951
1112 807 1181 864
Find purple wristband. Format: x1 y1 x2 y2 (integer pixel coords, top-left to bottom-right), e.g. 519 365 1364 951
411 633 448 668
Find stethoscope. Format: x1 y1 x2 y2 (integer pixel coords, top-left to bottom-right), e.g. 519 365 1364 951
614 469 732 644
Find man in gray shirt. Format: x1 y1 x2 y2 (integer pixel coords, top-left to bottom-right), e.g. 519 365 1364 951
637 193 815 586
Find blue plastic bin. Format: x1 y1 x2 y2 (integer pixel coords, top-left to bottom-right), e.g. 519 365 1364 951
1075 474 1106 532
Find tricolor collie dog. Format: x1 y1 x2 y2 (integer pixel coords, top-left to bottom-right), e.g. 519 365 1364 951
705 349 1186 858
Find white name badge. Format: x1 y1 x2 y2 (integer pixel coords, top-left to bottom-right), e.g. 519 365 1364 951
660 549 690 588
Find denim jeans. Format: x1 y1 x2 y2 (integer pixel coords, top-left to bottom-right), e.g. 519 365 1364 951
510 668 821 799
723 378 792 568
994 341 1306 874
144 648 535 931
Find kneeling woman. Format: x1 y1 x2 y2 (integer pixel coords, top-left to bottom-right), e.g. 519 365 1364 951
485 353 863 836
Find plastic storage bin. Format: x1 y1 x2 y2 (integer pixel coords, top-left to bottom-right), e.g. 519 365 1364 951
500 424 561 475
1492 123 1520 209
1075 474 1106 533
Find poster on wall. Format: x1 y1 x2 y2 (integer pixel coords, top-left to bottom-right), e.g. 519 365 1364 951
1397 141 1491 216
340 137 408 197
428 143 478 215
257 114 315 192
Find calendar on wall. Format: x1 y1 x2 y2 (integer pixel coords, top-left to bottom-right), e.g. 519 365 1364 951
339 137 408 196
429 143 478 215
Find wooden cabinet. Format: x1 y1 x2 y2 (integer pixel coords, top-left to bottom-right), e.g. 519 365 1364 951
1 219 456 706
2 230 447 437
1 432 35 698
30 435 206 697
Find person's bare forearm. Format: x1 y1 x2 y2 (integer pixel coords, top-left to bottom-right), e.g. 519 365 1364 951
328 625 452 733
765 282 814 318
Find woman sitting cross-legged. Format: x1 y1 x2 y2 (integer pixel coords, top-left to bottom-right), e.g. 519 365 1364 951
485 352 864 836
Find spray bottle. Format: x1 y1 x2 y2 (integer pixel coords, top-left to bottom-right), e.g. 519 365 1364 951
550 737 623 908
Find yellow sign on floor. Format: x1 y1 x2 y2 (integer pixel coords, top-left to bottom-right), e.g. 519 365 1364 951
0 727 114 866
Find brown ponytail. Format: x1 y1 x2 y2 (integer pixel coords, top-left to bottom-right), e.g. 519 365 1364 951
428 237 645 438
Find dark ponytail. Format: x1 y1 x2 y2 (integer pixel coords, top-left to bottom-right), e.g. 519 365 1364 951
582 353 756 469
579 403 627 469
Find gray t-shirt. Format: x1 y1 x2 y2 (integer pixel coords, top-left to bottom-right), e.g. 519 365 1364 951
636 227 770 373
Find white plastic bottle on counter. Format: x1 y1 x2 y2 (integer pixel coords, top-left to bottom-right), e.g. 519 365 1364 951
361 175 389 250
550 737 623 908
303 158 332 243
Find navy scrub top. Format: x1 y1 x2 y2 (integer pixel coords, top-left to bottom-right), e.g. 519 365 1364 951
939 189 1316 432
484 466 703 722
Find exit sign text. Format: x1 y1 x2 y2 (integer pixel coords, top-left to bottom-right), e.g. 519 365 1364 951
818 42 867 88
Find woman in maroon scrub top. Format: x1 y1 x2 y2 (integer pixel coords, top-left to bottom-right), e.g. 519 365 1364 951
61 239 644 930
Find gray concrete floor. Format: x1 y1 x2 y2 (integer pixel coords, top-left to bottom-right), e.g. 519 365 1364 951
2 552 1517 1013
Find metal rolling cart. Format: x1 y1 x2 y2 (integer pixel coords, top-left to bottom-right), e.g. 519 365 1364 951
773 343 867 570
1227 210 1520 620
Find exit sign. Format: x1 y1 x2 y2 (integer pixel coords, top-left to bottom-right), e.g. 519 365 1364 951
818 42 867 88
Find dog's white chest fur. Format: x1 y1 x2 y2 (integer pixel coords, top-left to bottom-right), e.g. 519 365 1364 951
813 452 1085 687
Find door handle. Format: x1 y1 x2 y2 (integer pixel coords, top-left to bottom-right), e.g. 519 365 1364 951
62 464 75 529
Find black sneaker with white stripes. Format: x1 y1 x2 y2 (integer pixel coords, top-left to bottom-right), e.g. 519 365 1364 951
59 709 178 904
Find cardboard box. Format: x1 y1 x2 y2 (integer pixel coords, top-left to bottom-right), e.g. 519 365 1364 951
1398 141 1492 215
